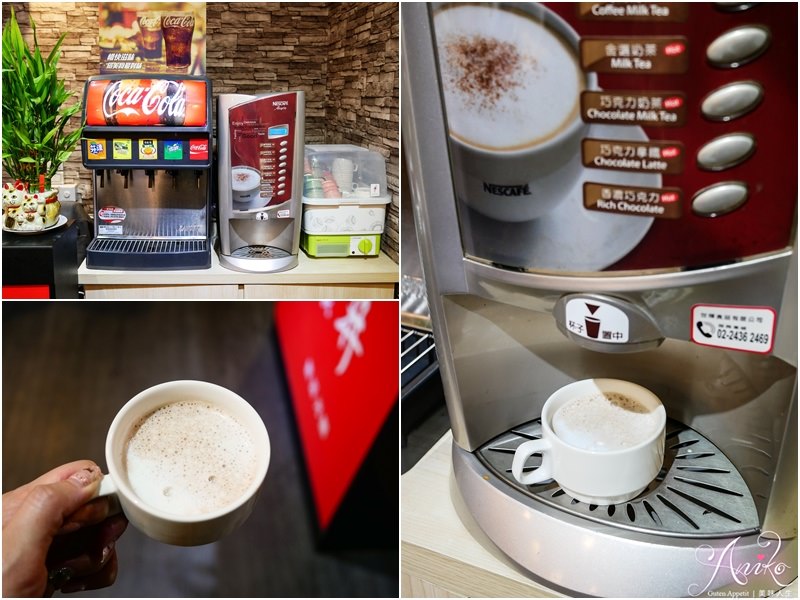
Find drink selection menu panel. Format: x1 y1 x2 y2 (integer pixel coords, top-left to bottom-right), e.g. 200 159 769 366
83 135 210 168
433 2 797 272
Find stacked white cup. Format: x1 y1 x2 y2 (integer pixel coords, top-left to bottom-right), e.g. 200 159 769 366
332 158 358 194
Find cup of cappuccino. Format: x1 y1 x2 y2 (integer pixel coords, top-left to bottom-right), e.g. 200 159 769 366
434 3 596 222
97 380 270 546
511 379 665 505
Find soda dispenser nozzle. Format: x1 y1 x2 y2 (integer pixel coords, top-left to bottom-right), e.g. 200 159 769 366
146 170 155 189
195 170 202 189
169 170 178 189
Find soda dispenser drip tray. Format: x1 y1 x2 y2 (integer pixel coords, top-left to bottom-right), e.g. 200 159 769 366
89 238 208 257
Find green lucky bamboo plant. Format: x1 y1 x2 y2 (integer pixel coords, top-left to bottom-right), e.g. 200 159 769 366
2 7 83 191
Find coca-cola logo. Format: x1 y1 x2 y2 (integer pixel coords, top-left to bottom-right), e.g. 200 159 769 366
189 138 209 160
162 15 194 28
137 15 160 28
102 80 186 121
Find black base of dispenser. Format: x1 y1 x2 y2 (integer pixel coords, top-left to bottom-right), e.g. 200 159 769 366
86 238 211 270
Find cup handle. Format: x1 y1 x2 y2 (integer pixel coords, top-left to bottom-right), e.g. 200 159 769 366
97 474 123 516
511 439 553 486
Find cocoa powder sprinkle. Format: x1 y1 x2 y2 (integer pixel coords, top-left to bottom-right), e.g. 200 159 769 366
443 34 527 110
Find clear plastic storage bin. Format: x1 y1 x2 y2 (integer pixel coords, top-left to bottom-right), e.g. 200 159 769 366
302 144 390 257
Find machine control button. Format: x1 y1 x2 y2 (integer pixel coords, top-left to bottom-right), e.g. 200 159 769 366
692 181 748 217
278 169 286 175
279 162 287 168
255 211 268 221
280 141 288 147
714 3 759 13
701 81 763 121
696 133 756 171
707 25 770 68
278 183 286 189
277 176 286 182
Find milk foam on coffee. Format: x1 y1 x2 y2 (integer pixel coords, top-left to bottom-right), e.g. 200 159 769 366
231 167 260 192
552 392 661 452
124 400 258 515
434 4 584 151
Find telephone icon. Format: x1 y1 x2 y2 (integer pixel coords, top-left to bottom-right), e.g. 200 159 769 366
696 321 714 338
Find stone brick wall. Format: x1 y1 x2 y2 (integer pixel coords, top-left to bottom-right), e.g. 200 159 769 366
1 3 98 197
326 2 399 264
2 2 399 263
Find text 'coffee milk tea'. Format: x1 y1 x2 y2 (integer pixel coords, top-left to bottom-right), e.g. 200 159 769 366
552 392 661 452
124 401 258 516
434 4 584 152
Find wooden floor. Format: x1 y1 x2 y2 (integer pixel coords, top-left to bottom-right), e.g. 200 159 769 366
2 302 398 598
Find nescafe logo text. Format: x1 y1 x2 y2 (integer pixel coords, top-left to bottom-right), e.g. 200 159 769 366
483 182 532 197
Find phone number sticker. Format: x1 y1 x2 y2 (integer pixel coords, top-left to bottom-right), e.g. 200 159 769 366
691 304 776 354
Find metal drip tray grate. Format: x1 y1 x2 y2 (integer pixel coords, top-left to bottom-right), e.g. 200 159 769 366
401 326 436 391
477 418 760 538
89 238 208 254
231 245 291 259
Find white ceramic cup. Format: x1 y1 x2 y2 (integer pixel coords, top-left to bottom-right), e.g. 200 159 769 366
231 166 264 209
98 380 271 546
511 379 666 505
436 3 598 222
332 158 358 192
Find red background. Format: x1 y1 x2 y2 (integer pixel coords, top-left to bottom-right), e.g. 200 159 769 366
275 301 398 530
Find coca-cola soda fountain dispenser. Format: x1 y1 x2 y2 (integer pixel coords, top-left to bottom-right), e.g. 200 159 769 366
81 74 212 269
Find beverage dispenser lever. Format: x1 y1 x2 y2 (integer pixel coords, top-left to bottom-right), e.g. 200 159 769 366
195 170 202 189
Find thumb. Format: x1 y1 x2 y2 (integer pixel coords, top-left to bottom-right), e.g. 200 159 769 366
11 464 103 551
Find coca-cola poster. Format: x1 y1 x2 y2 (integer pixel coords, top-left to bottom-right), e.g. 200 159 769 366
98 2 206 75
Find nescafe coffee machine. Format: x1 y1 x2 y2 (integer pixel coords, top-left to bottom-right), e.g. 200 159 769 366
403 3 796 596
216 92 305 272
81 75 213 269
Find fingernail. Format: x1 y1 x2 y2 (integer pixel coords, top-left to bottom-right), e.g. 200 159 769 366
69 465 101 487
107 514 129 539
101 542 114 565
57 521 82 535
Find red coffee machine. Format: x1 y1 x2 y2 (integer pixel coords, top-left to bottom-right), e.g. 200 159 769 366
216 92 305 272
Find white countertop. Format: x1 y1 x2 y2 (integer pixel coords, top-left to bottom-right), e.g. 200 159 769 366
78 249 398 286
